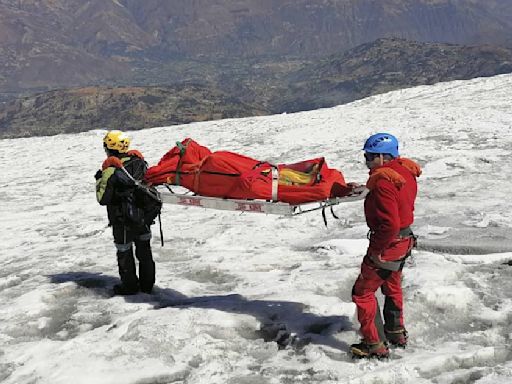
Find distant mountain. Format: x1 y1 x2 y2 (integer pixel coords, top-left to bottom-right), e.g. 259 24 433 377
1 0 512 98
0 85 265 138
2 38 511 139
275 38 512 112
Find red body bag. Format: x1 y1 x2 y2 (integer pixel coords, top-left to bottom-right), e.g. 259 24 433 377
145 138 349 204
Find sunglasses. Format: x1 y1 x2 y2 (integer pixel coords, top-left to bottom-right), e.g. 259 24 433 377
364 152 381 161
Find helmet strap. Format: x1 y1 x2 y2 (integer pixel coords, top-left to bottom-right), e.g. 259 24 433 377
105 147 120 157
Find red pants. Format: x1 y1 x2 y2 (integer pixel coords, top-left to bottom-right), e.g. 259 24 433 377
352 257 404 343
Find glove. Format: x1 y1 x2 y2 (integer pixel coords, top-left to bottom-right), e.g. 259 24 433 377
127 149 144 160
94 170 102 180
102 156 123 170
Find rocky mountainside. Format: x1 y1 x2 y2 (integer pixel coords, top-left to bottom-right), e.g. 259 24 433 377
276 38 512 112
0 85 265 138
1 0 512 98
2 38 511 139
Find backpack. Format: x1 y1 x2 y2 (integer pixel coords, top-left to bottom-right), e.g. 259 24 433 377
121 189 146 227
134 185 162 226
120 156 162 228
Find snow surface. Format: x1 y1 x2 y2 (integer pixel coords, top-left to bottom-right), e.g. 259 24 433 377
1 74 512 383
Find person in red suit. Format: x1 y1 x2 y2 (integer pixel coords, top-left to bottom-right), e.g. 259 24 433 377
350 133 421 359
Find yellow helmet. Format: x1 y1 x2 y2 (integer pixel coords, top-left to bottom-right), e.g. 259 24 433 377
103 130 130 153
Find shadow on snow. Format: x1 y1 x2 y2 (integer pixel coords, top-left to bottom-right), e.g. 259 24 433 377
49 271 353 352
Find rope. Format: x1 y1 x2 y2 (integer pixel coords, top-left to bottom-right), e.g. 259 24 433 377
120 167 161 203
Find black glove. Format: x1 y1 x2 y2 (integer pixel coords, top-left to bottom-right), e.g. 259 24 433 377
94 169 102 180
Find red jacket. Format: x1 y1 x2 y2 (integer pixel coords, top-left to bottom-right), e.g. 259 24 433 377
364 158 421 260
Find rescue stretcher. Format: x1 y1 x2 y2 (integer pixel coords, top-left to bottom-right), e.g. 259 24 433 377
157 184 368 216
145 138 367 220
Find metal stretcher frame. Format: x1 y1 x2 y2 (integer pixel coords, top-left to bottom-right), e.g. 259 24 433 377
158 185 368 216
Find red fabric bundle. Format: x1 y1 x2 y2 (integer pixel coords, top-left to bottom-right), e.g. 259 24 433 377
145 138 349 204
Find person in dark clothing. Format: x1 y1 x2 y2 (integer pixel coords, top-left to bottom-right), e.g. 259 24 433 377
350 133 421 359
95 130 156 295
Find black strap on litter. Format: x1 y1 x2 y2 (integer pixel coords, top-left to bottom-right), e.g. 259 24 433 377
322 205 341 227
164 184 174 193
158 214 164 247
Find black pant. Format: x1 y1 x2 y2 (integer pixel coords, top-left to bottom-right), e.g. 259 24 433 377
112 224 155 293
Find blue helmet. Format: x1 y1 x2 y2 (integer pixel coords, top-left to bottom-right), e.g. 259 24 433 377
363 133 399 158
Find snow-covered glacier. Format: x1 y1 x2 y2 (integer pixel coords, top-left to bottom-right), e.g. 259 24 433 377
1 74 511 384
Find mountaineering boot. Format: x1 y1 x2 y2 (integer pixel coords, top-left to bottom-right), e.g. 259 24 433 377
350 341 389 359
385 328 408 348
